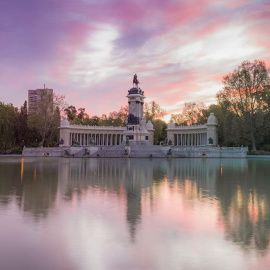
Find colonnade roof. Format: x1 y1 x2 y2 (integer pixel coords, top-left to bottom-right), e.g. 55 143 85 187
167 124 207 131
60 125 125 131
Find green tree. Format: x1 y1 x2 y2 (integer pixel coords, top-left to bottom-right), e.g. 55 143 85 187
64 105 77 121
28 92 66 147
143 101 167 144
217 60 270 150
152 119 167 145
14 101 30 146
0 102 16 151
98 106 128 127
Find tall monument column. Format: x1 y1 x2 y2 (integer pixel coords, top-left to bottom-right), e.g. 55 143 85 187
123 74 154 145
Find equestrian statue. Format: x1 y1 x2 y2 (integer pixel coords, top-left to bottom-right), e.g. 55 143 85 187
133 74 139 88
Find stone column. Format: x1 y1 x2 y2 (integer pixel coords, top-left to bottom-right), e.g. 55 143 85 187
110 134 112 146
181 134 183 146
135 101 139 117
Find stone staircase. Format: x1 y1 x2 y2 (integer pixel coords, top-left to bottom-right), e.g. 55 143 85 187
129 144 167 158
90 145 126 158
70 148 91 157
88 143 169 158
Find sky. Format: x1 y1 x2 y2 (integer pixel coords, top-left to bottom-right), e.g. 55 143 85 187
0 0 270 121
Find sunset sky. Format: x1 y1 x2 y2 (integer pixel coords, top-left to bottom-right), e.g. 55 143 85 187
1 0 269 120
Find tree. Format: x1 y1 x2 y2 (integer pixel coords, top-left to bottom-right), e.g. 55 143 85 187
144 101 166 121
170 113 187 126
182 102 206 125
217 60 270 150
0 102 16 151
98 106 128 127
64 105 77 121
28 92 66 147
14 101 31 146
152 119 167 145
170 102 206 126
77 108 87 120
143 101 167 144
205 104 243 147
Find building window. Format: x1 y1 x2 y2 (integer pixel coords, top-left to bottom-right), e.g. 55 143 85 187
145 136 149 140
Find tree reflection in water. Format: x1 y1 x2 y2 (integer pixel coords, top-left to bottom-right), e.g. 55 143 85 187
0 157 270 255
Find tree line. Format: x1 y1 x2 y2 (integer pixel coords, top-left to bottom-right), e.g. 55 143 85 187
170 60 270 152
0 60 269 153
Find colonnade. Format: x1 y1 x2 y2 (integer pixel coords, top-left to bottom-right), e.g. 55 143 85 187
70 132 123 146
174 133 207 146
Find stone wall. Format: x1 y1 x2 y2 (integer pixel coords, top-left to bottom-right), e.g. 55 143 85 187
22 146 100 157
22 146 248 158
171 146 248 158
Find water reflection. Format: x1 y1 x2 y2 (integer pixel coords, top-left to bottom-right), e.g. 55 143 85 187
215 160 270 252
0 158 58 220
0 157 270 269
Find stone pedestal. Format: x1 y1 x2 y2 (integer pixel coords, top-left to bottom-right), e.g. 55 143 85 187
59 118 71 146
124 86 154 145
207 113 218 146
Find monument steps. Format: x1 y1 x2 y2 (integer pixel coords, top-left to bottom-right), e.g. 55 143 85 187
129 144 167 158
90 145 126 158
88 144 169 158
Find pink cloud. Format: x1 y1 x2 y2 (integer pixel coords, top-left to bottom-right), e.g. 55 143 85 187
1 0 270 116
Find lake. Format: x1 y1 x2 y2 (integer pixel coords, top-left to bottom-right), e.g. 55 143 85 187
0 157 270 270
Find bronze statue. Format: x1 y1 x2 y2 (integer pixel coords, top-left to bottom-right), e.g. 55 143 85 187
133 74 139 88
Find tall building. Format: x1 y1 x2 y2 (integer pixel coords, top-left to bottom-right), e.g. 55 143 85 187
28 88 53 114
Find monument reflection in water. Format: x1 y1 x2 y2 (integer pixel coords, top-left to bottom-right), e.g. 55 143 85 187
0 157 270 270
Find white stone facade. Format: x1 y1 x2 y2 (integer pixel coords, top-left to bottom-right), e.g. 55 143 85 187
167 113 218 146
59 85 218 148
60 121 125 147
59 86 155 146
123 87 154 144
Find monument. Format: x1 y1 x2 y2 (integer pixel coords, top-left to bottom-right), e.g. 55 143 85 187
56 75 154 148
123 74 154 144
22 74 248 158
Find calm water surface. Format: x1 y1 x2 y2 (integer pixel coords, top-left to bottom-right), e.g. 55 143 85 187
0 157 270 270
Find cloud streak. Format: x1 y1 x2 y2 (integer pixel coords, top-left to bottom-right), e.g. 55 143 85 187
0 0 269 118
